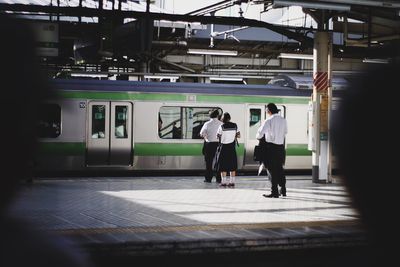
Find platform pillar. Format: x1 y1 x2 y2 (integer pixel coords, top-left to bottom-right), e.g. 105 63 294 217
312 31 333 183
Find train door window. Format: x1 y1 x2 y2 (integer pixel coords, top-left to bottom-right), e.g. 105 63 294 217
91 105 106 138
114 106 128 138
37 103 61 138
249 109 261 140
159 107 222 139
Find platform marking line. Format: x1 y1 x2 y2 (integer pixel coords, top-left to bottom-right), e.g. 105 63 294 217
56 219 361 235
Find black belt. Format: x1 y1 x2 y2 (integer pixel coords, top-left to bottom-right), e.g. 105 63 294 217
266 142 284 147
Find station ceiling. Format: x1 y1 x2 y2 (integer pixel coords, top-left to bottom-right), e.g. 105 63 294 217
1 0 399 78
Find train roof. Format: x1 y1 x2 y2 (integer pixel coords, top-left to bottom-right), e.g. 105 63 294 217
51 79 313 98
268 74 349 90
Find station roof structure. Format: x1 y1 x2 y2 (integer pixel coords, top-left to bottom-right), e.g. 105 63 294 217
0 0 399 80
268 73 349 90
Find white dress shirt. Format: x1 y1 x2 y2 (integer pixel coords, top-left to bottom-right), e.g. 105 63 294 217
200 118 223 142
256 114 287 145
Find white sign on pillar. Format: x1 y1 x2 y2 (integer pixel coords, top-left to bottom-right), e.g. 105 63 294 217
307 101 316 151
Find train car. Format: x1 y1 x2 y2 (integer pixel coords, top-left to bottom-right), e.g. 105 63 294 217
35 79 315 173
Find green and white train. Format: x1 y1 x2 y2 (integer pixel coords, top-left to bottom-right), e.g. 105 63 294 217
35 79 314 173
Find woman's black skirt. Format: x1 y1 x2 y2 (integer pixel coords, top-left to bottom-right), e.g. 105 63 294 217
217 142 237 172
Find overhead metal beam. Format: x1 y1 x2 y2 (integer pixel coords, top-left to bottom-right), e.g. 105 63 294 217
0 3 314 46
152 55 197 73
274 0 351 11
163 55 281 67
315 0 400 8
348 10 400 28
333 21 399 35
279 0 400 9
185 0 238 16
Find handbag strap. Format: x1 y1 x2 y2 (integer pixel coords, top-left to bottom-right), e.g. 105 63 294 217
235 124 239 147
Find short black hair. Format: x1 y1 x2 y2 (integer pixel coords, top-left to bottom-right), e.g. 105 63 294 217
210 109 219 118
267 103 279 114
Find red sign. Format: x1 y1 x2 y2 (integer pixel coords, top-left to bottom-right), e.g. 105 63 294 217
313 72 328 92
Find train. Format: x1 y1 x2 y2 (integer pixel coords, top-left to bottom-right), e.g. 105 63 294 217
34 79 318 174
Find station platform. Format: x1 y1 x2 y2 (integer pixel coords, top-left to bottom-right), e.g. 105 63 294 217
8 175 368 267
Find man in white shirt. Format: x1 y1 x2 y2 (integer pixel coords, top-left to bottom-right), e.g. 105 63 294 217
256 103 288 198
200 109 223 183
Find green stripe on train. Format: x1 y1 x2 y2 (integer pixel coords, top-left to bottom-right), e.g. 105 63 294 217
37 142 86 155
59 91 309 104
135 143 244 156
286 144 312 156
37 142 311 156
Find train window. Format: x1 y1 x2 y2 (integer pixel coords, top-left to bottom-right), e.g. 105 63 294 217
249 109 261 140
115 106 128 138
37 104 61 138
159 107 222 139
92 105 106 138
159 107 181 139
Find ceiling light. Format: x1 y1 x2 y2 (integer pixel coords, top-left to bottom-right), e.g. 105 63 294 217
187 48 238 56
210 77 246 84
273 0 351 12
144 75 179 81
210 77 244 81
362 58 389 64
71 73 108 78
278 53 313 60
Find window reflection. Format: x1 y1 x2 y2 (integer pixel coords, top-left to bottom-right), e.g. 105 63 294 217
37 104 61 138
158 107 222 139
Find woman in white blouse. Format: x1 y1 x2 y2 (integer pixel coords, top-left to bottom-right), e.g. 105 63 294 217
216 112 240 187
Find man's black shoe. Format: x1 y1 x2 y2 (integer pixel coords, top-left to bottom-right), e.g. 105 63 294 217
263 194 279 198
280 189 287 197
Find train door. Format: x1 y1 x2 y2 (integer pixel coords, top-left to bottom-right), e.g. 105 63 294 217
87 101 133 166
244 105 265 166
243 105 286 166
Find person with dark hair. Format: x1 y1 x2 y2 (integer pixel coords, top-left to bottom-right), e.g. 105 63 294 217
332 61 400 266
158 113 163 137
257 103 287 198
172 121 182 139
191 121 204 139
0 15 92 267
200 109 223 183
216 112 240 187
